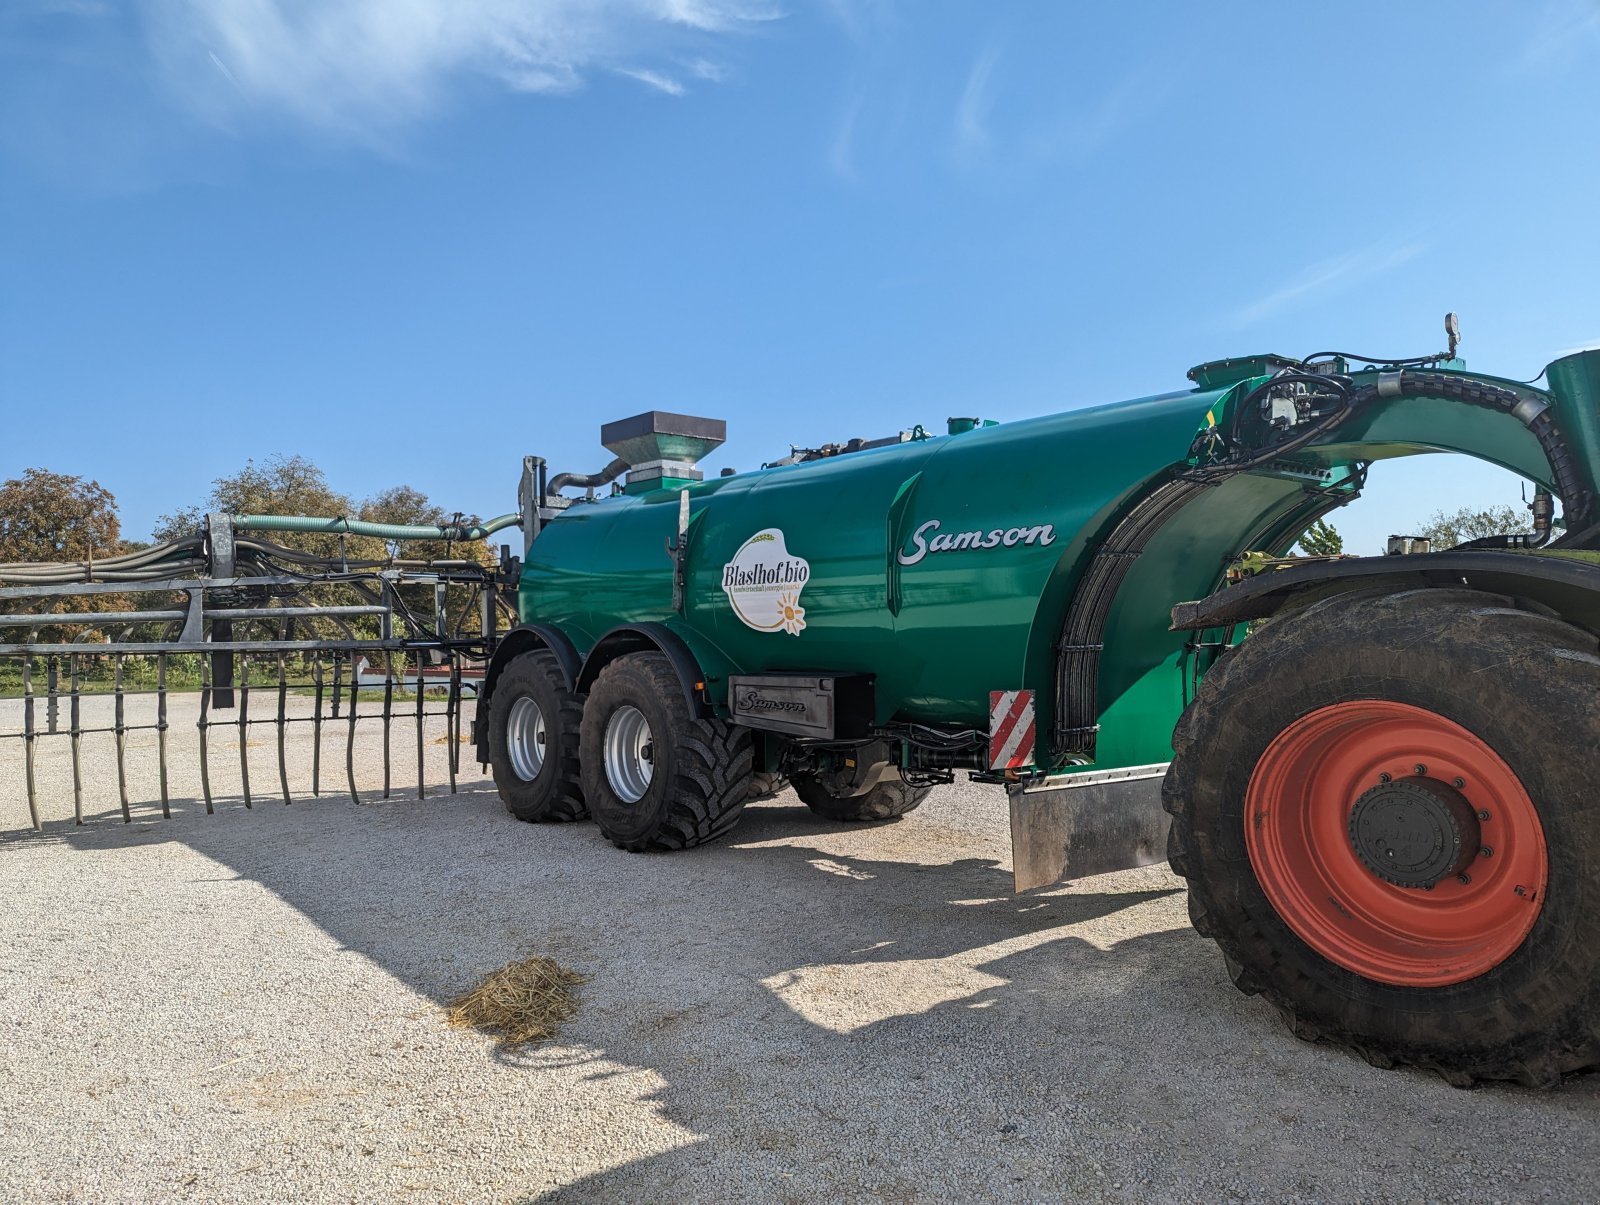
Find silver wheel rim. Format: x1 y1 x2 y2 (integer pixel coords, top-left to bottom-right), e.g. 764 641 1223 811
506 696 546 781
604 705 654 803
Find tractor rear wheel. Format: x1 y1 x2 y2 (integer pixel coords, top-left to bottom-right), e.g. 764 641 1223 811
579 652 754 851
793 772 931 822
1164 587 1600 1086
487 648 586 822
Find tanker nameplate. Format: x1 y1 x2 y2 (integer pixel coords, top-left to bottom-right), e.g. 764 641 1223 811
728 673 874 740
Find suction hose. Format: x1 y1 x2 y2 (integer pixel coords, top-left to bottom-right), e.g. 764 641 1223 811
234 513 522 541
547 457 628 496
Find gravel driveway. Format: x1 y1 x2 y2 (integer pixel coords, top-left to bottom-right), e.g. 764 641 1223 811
2 694 1596 1202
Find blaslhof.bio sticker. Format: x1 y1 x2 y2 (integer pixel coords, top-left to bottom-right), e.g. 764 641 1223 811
721 529 810 635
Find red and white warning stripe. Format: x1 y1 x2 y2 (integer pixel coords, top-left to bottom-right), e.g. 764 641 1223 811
988 689 1036 771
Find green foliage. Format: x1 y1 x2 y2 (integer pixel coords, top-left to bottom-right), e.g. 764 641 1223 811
1295 518 1344 557
0 469 133 637
151 455 491 566
1414 504 1527 551
360 484 491 567
0 654 204 699
149 454 494 644
0 468 123 563
152 454 387 561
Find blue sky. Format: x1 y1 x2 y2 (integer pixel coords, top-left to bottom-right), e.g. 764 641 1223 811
3 0 1599 554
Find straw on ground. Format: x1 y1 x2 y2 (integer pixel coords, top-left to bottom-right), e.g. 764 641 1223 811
445 956 587 1048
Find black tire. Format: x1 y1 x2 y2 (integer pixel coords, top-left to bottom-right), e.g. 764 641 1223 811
1164 587 1600 1086
793 773 931 822
747 771 789 801
487 648 586 822
579 652 754 851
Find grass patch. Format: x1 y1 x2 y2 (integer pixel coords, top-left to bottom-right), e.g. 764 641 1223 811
445 957 587 1049
0 658 204 699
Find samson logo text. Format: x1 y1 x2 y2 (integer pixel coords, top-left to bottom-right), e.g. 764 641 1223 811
737 690 808 714
897 519 1057 566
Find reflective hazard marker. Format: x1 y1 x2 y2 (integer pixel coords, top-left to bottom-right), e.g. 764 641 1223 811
989 690 1036 771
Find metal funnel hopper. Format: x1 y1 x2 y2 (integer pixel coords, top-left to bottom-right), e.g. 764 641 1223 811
601 412 727 491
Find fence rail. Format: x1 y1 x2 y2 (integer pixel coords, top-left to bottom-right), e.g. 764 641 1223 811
1 526 512 834
4 646 478 832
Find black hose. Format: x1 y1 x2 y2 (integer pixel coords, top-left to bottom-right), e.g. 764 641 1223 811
1296 349 1451 369
1054 476 1217 756
1359 372 1594 532
548 457 628 495
1205 369 1595 535
1224 372 1351 454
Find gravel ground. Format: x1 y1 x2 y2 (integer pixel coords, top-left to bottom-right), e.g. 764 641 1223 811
2 693 1597 1203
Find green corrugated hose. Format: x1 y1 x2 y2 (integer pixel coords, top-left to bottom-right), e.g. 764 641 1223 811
235 513 522 542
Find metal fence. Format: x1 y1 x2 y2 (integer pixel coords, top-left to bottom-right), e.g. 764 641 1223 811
1 537 510 832
5 648 475 830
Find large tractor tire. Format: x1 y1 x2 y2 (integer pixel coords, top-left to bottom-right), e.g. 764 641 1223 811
747 771 789 801
793 773 931 822
579 652 754 851
1164 587 1600 1086
487 648 586 823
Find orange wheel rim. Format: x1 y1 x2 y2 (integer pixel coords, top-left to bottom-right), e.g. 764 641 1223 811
1245 700 1547 987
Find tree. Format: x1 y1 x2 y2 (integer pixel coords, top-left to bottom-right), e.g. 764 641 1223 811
1295 518 1343 557
0 468 123 564
1414 504 1527 551
153 455 386 561
360 484 491 567
150 456 494 644
153 456 489 565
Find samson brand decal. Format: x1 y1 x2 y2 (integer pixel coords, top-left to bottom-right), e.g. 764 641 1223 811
897 518 1057 566
735 688 809 715
722 528 810 635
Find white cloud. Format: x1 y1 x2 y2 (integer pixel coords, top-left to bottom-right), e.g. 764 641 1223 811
683 56 726 82
952 41 1001 163
819 0 895 44
615 66 686 95
1512 0 1600 74
828 88 862 178
1226 241 1427 331
1023 67 1174 163
144 0 778 141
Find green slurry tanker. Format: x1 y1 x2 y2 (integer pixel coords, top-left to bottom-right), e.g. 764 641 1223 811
475 318 1600 1086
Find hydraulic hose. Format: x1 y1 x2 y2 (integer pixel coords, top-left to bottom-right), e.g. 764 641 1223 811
0 537 207 584
1207 369 1595 534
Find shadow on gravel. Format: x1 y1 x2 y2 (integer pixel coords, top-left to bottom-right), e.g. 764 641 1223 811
18 783 1599 1199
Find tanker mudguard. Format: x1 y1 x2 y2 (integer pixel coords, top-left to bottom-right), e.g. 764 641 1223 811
575 623 711 717
1171 549 1600 637
474 623 582 760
